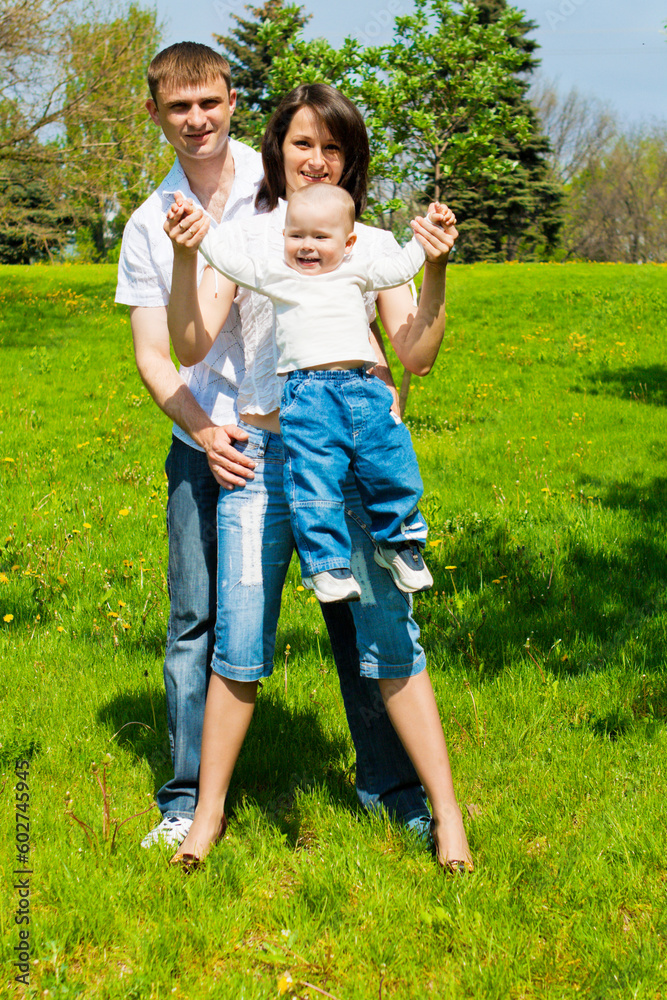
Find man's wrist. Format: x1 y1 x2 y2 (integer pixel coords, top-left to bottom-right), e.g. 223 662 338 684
190 422 223 454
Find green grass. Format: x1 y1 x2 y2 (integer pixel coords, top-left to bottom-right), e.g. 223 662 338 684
1 262 666 999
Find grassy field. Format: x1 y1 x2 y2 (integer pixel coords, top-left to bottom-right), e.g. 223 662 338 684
1 261 666 999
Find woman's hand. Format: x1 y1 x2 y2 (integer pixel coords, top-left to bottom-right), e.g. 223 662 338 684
164 191 210 254
410 201 458 266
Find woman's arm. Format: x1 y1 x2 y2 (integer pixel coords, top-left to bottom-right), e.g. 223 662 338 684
376 204 458 377
164 196 237 367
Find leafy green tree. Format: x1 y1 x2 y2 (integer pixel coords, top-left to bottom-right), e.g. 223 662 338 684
61 3 171 259
214 0 310 146
262 0 546 238
0 2 170 260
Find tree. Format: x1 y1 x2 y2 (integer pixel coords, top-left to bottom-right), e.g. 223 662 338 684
0 1 170 259
0 137 74 262
443 0 563 262
0 0 77 155
263 0 550 245
530 80 616 185
560 128 667 263
214 0 310 147
61 3 171 258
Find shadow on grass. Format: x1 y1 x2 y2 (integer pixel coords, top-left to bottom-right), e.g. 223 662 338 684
578 363 667 407
421 473 667 680
591 474 667 519
97 680 358 833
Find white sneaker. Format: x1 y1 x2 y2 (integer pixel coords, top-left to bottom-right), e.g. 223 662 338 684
302 568 362 603
374 543 433 593
140 815 193 849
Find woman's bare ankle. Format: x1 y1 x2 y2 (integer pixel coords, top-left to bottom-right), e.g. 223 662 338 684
430 806 473 868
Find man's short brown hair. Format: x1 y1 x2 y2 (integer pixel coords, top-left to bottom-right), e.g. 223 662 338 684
148 42 232 102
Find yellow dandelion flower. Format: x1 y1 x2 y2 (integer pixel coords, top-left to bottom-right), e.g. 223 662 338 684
56 626 65 633
83 523 92 529
118 509 129 517
296 585 305 592
107 611 119 619
277 973 293 995
0 573 8 584
121 623 131 631
445 565 457 571
118 600 126 607
3 457 15 463
3 613 14 622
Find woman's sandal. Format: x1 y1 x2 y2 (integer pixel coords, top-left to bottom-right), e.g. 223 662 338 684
169 814 227 871
430 819 474 875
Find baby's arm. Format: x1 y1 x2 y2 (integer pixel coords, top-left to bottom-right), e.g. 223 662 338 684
363 203 456 291
363 236 426 292
199 228 267 294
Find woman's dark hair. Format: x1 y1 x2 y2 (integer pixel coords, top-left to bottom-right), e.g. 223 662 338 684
256 84 369 219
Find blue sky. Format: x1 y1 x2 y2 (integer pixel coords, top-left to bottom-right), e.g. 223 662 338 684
157 0 666 123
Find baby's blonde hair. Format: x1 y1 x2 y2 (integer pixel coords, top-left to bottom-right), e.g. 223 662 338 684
287 184 356 231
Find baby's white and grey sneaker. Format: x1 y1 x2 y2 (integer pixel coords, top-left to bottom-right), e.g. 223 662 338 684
302 568 362 603
374 543 433 594
140 815 193 849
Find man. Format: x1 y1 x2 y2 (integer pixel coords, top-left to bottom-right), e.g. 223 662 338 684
115 41 430 848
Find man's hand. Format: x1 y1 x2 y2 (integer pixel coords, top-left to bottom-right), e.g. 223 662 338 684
410 201 458 266
164 191 210 254
197 423 256 489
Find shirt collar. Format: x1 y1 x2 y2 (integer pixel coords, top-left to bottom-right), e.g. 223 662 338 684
160 139 261 225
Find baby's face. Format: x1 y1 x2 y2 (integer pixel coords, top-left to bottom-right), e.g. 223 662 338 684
284 200 355 276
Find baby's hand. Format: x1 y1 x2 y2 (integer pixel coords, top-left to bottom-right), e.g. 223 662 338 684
164 190 210 253
410 201 458 265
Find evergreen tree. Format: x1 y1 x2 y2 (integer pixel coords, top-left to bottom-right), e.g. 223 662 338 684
214 1 310 146
446 0 562 261
0 138 75 263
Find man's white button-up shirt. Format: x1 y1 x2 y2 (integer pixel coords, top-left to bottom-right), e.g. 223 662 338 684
115 138 263 450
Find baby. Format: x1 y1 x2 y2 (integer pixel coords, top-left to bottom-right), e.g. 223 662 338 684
183 184 443 603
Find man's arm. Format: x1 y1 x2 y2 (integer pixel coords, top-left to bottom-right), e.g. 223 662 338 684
130 305 255 488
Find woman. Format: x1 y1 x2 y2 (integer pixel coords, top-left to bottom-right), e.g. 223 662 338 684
164 84 472 873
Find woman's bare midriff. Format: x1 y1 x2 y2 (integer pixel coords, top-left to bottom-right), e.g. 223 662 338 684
239 360 367 436
240 409 281 434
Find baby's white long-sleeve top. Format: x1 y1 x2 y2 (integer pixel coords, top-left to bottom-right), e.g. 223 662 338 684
199 229 426 373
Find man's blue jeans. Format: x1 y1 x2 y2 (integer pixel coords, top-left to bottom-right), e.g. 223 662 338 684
281 369 427 577
158 434 429 831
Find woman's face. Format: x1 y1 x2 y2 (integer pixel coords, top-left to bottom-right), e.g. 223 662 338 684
282 106 345 198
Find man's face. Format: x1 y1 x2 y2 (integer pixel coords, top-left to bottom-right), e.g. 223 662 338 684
146 78 237 163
